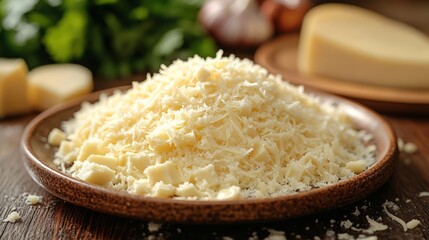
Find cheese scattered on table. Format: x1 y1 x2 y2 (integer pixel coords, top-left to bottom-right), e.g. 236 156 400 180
382 201 408 231
298 4 429 88
419 192 429 197
406 219 420 229
51 52 375 199
28 64 93 111
0 58 33 118
25 194 43 205
3 211 20 223
365 216 388 233
147 222 162 232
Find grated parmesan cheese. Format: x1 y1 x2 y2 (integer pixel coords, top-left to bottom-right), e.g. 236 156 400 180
51 52 376 199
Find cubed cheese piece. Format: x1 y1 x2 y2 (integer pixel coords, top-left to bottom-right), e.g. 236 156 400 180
191 164 218 190
345 160 367 174
175 182 202 198
48 128 67 146
130 179 152 195
0 59 32 118
216 186 241 200
63 151 78 165
28 64 93 110
87 155 118 169
58 140 75 156
151 182 176 198
76 161 115 186
77 140 100 161
298 4 429 88
144 161 181 186
128 153 150 172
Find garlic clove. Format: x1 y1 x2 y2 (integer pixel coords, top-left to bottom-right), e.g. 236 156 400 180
199 0 274 47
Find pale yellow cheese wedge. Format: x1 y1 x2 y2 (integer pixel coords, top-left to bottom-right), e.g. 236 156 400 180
0 59 33 118
28 64 93 111
298 4 429 88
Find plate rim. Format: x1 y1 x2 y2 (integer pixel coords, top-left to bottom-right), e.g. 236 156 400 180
21 86 398 223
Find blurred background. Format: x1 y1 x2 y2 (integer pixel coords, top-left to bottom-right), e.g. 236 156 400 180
0 0 428 80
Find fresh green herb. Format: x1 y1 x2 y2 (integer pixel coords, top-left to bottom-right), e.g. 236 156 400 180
0 0 217 79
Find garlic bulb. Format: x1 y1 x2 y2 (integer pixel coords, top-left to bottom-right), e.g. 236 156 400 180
199 0 274 47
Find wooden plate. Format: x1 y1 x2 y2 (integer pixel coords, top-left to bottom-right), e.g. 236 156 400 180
254 34 429 115
21 86 397 224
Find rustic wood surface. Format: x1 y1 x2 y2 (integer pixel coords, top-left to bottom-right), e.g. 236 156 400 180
1 1 429 239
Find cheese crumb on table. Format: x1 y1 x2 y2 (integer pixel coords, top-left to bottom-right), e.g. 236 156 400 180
383 201 408 231
406 219 421 229
397 138 418 154
3 211 20 223
50 52 376 199
419 192 429 197
265 229 286 240
25 194 43 205
340 220 353 229
147 222 162 232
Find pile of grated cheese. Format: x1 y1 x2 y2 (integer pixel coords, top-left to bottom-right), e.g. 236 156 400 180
50 51 376 200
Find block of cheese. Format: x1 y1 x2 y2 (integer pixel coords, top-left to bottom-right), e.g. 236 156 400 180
298 4 429 88
0 59 33 118
28 64 93 111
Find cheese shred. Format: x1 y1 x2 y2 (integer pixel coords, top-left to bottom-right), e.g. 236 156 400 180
52 51 375 199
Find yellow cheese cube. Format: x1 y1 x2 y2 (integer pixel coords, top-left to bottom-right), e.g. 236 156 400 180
48 128 67 146
144 161 181 186
0 59 32 118
28 64 93 110
76 162 115 186
58 140 75 156
175 182 202 198
77 140 100 161
128 153 150 172
87 155 118 169
151 182 176 198
191 164 218 189
298 4 429 88
216 186 241 200
130 179 152 195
